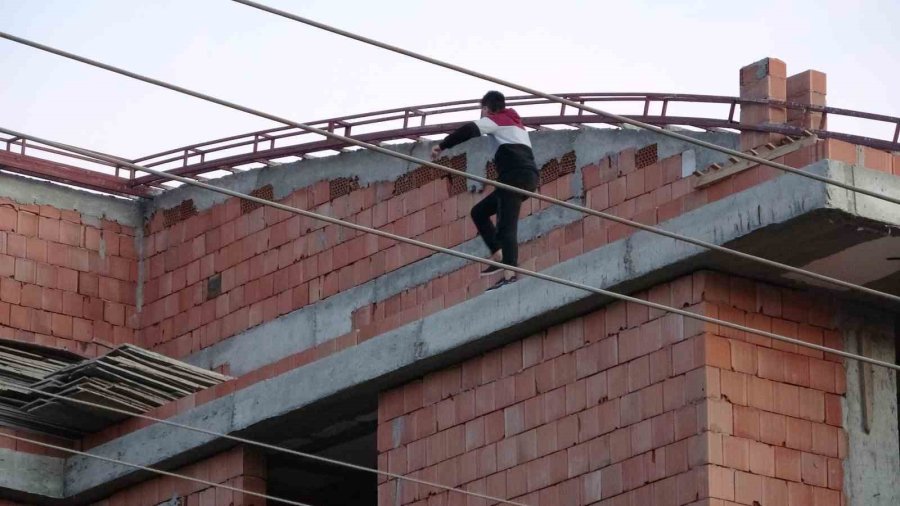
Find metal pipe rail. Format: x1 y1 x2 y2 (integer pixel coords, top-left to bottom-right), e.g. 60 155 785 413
127 91 900 188
0 134 150 197
2 91 898 195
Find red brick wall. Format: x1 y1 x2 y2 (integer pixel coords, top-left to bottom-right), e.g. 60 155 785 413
0 198 138 357
375 272 847 506
77 132 900 453
89 446 266 506
138 149 632 362
347 137 900 343
138 173 468 359
684 271 847 506
138 135 899 368
137 151 584 360
75 135 895 451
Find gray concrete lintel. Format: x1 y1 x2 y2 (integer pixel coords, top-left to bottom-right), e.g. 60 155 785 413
0 448 64 500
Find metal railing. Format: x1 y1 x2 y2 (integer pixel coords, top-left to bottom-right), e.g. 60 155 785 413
0 135 148 196
3 92 898 195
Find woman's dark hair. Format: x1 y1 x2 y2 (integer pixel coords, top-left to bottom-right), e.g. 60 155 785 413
480 91 506 112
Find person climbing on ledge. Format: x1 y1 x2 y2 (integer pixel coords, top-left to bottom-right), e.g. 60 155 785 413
431 91 540 291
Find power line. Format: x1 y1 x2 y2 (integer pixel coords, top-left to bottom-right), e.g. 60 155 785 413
232 0 900 209
1 127 894 372
0 35 897 308
0 432 313 506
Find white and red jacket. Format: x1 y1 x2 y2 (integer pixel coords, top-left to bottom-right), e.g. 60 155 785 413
439 108 538 178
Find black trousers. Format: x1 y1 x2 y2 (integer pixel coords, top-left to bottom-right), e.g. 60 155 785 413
470 171 538 267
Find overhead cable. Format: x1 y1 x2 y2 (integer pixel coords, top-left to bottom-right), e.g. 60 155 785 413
0 33 897 307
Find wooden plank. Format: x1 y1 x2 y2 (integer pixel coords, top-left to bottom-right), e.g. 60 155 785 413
114 351 220 387
693 134 818 188
75 376 167 408
105 385 168 408
94 374 177 404
85 364 181 402
0 350 64 372
0 341 231 437
0 338 85 362
95 362 192 397
0 406 84 438
117 345 230 381
67 388 151 413
105 356 207 392
26 399 115 433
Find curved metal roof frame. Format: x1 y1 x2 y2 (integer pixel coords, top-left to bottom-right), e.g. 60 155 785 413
2 92 898 196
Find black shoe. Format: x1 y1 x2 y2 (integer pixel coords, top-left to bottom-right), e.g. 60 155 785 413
486 276 518 292
481 264 504 276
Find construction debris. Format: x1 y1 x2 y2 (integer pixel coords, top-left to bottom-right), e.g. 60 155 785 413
0 341 230 438
0 340 84 436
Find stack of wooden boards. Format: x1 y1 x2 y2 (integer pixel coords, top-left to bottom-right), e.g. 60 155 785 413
0 341 230 438
0 340 84 436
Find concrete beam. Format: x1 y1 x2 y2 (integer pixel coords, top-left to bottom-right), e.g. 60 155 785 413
0 448 64 500
841 307 899 506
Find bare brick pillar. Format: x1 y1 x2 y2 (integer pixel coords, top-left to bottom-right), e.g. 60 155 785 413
787 69 827 130
740 57 788 150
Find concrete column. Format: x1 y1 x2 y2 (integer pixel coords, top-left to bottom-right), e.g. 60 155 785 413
787 69 827 130
739 57 788 150
841 309 899 506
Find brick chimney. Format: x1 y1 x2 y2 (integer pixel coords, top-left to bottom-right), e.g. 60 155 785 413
786 69 827 130
739 57 787 150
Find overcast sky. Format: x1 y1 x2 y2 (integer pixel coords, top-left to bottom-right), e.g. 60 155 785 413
1 0 898 166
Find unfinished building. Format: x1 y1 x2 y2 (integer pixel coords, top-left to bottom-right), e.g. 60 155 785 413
0 57 898 505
